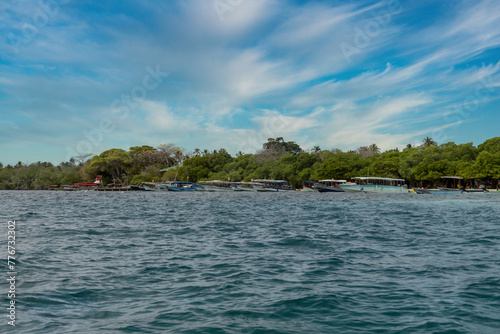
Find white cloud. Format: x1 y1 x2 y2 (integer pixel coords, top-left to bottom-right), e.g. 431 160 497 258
141 101 196 132
321 95 432 150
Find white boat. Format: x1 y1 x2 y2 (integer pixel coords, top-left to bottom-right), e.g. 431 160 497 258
253 179 294 191
199 180 234 192
233 182 258 191
340 177 408 193
251 182 276 192
193 184 207 191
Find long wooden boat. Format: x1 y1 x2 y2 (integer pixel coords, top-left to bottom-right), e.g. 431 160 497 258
340 177 408 193
130 185 147 191
413 176 486 194
251 183 277 192
253 179 294 191
232 182 257 191
412 188 462 194
166 181 198 191
199 180 234 192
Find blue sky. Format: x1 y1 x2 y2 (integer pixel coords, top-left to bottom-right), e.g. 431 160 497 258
1 0 499 165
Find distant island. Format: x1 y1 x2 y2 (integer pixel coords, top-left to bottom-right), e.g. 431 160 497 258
1 137 499 190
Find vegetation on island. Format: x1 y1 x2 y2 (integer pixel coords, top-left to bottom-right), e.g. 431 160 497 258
1 137 500 190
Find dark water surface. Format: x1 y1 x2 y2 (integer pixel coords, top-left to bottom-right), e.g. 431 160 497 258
1 190 500 333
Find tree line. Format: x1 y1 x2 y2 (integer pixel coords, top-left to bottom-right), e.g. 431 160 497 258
1 137 499 190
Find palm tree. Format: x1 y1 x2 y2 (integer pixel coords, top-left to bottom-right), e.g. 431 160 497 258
405 143 413 150
368 143 380 154
422 137 437 147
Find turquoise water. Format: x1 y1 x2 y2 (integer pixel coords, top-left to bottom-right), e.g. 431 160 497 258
2 191 500 333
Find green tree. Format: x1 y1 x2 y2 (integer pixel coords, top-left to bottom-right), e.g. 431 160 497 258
87 149 130 185
471 151 500 181
368 143 381 154
478 137 500 154
262 137 302 155
422 136 437 148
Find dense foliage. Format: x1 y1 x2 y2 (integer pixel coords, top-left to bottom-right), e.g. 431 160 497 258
1 137 500 190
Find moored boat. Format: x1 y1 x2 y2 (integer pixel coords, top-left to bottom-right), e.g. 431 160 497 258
141 182 169 190
412 188 462 194
462 178 488 193
302 181 318 192
166 181 198 191
315 179 346 193
199 180 234 192
251 182 277 192
253 179 294 191
130 185 148 191
232 182 258 191
340 177 408 193
411 176 487 194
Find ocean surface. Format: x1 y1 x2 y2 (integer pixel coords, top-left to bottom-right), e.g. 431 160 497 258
1 190 500 333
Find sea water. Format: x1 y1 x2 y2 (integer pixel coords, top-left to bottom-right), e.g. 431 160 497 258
1 190 499 333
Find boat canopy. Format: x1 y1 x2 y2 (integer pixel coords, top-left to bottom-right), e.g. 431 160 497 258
199 180 234 184
253 179 288 184
318 179 347 183
353 177 405 182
